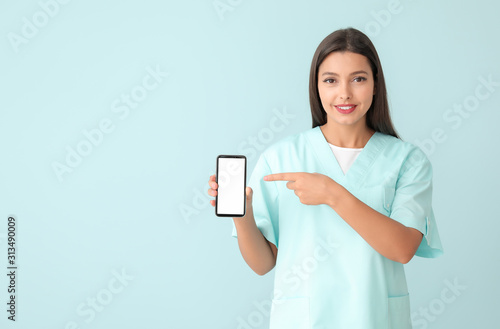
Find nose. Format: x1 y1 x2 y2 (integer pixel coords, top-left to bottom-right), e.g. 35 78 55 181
339 82 352 101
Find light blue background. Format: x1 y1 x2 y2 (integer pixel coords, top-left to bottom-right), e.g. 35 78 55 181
0 0 498 328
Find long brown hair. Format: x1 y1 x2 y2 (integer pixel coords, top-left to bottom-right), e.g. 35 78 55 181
309 27 399 138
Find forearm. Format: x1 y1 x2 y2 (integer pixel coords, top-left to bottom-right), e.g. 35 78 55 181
233 210 276 275
328 185 423 264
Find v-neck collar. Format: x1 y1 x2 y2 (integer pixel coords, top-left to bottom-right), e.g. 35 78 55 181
304 126 390 188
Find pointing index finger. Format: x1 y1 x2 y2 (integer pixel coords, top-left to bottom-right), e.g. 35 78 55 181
264 173 298 182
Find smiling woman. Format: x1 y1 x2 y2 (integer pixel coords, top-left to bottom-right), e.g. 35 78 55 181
309 28 398 144
208 27 443 329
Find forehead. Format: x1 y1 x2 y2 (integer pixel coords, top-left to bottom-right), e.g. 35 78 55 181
318 51 372 74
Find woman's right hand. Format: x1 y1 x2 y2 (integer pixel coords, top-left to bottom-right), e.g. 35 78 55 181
208 174 253 217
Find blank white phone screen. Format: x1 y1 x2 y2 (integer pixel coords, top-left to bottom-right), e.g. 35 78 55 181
217 157 245 215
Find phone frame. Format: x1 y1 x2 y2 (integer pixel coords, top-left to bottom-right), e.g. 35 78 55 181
215 155 247 217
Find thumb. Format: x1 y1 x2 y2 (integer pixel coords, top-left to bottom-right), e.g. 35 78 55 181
245 187 253 214
246 187 253 211
246 186 253 200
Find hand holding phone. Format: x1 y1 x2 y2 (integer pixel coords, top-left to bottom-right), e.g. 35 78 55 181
214 155 247 217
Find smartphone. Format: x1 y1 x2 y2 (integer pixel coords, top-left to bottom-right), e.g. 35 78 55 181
215 155 247 217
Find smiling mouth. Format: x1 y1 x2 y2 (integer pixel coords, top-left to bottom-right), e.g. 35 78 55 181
334 104 357 114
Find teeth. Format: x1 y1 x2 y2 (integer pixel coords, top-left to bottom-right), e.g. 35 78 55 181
338 106 354 110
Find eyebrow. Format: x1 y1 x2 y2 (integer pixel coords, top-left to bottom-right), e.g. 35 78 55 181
321 70 369 76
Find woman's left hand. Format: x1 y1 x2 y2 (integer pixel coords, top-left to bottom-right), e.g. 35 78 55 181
264 172 343 206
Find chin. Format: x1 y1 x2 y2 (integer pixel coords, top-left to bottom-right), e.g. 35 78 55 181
330 116 361 125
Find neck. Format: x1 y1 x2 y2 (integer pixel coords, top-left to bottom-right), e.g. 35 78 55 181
320 121 375 148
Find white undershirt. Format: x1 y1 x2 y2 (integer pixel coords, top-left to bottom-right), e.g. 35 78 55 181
327 143 363 175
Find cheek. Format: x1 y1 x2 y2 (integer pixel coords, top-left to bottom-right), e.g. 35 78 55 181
357 85 375 103
318 87 331 106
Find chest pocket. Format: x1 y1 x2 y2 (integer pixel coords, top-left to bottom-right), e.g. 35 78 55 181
356 186 395 216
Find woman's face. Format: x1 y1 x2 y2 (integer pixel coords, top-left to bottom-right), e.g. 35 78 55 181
317 51 375 130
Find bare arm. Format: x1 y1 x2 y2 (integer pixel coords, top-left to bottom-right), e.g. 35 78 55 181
209 175 277 275
328 186 423 264
263 172 422 264
232 208 277 276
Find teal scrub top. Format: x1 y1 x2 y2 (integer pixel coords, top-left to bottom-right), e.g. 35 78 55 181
231 126 443 329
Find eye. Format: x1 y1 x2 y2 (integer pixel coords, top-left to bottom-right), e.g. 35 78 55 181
353 76 367 82
323 78 336 84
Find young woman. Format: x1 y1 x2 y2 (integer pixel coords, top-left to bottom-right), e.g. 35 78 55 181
208 27 443 329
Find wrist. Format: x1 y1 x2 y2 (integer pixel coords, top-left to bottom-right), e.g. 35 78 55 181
327 181 348 209
234 207 254 223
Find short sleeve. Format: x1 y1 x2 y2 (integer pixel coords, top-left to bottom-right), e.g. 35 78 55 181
231 153 280 248
390 148 443 258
